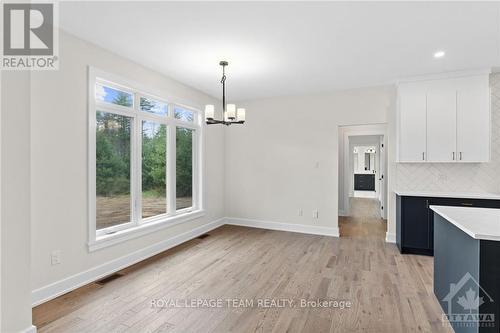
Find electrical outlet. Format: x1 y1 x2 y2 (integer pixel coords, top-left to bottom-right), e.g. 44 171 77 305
51 250 61 265
298 209 303 216
313 210 319 219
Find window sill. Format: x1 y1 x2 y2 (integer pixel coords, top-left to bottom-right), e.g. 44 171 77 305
88 209 206 252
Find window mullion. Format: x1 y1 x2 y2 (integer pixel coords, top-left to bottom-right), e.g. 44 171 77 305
133 93 141 226
89 69 97 245
197 129 203 210
135 117 142 225
139 112 169 125
95 101 135 116
167 122 177 214
192 130 199 211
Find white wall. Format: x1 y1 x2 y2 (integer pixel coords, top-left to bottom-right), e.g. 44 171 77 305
225 87 395 234
1 72 33 333
30 31 225 295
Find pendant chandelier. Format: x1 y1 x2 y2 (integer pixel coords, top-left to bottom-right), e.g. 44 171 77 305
205 61 246 126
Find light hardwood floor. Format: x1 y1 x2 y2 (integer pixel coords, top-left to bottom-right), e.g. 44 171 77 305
33 200 451 333
339 197 387 239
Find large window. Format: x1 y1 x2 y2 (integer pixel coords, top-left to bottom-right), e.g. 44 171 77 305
89 68 202 248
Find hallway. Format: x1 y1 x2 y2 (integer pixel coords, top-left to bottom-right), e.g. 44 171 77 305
339 197 387 239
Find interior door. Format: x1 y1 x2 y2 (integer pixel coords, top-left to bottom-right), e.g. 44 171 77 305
398 83 427 162
456 75 490 162
426 80 457 162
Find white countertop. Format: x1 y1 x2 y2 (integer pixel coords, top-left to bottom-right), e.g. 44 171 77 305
395 190 500 200
354 171 376 175
430 205 500 241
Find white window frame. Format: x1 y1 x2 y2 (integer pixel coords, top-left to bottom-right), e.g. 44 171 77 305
88 67 205 251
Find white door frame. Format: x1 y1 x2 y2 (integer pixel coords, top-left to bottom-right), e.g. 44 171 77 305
378 135 387 219
339 123 387 217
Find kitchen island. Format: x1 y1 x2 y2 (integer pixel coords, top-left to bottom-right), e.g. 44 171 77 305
431 205 500 333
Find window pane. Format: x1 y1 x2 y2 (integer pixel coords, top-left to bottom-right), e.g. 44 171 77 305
142 121 167 219
174 106 194 122
176 127 193 210
96 83 133 107
140 97 168 116
96 111 132 230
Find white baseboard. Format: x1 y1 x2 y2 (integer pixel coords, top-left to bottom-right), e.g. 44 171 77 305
21 325 37 333
225 217 340 237
31 218 225 307
385 232 396 243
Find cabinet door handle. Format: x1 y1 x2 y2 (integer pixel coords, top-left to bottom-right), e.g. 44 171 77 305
422 152 425 161
460 152 462 160
452 152 455 160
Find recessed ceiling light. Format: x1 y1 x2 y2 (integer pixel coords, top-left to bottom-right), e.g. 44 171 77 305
434 51 445 58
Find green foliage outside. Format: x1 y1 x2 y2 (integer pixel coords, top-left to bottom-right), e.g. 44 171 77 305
96 110 131 196
142 122 166 196
96 92 193 199
176 127 193 198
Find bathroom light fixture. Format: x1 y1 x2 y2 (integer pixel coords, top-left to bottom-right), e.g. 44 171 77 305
204 61 245 126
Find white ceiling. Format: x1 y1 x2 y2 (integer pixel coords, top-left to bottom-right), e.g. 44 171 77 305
60 1 500 101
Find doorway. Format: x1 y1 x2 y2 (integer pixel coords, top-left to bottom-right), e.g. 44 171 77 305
338 125 388 238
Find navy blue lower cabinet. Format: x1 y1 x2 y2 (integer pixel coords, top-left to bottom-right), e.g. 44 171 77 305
396 195 500 256
397 195 433 255
354 174 375 191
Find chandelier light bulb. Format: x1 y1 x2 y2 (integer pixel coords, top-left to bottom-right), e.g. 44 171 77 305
237 108 246 122
205 104 215 120
227 104 236 119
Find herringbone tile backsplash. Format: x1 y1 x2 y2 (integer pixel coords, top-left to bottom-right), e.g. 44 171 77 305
396 73 500 193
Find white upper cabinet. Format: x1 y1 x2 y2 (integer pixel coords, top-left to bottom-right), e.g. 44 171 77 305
398 83 427 162
426 80 457 162
397 73 490 163
456 76 490 162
